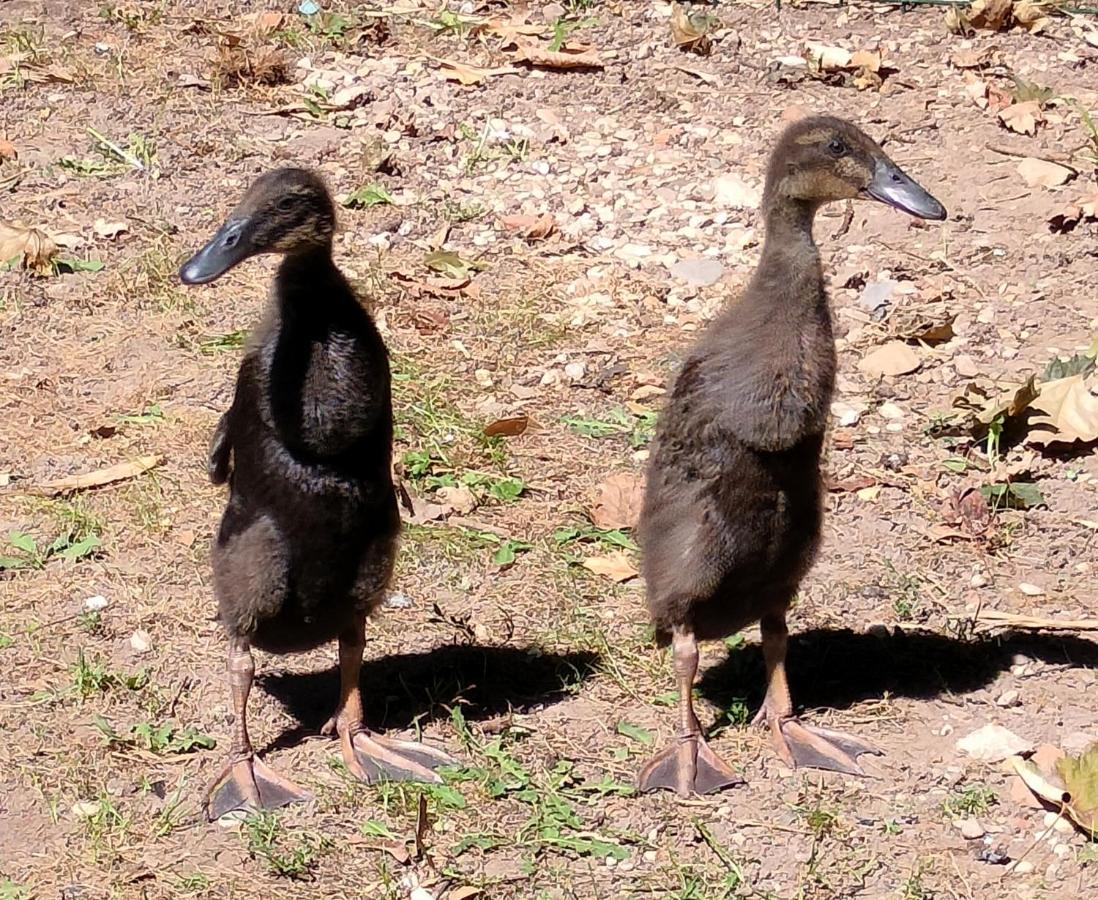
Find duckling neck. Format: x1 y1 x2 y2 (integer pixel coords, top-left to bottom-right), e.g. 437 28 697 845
275 247 350 318
750 198 824 311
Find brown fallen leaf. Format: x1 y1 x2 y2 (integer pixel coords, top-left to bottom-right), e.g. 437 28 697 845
32 455 163 496
433 57 521 86
511 41 603 70
498 213 556 241
670 2 715 56
436 485 476 516
483 415 529 438
0 137 16 160
857 341 921 377
1048 190 1098 233
969 0 1014 30
1027 374 1098 446
950 46 994 69
998 101 1044 135
588 472 645 530
945 6 974 35
448 887 483 900
0 220 58 275
474 16 547 44
93 219 129 239
1013 0 1050 33
827 474 878 493
581 551 638 583
1017 157 1075 188
941 483 991 538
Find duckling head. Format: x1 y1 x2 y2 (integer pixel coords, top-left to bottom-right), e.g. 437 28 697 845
180 167 336 285
762 116 945 221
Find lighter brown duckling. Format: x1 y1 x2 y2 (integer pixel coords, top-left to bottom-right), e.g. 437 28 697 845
637 117 946 796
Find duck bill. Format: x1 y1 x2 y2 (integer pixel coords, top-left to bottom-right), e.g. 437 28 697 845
864 159 946 221
179 218 253 285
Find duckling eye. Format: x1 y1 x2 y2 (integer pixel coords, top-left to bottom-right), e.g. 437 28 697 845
827 138 848 158
277 196 296 212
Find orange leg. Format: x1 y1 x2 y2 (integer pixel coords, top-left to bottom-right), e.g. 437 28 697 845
321 615 454 783
754 611 880 775
205 638 311 820
637 625 745 796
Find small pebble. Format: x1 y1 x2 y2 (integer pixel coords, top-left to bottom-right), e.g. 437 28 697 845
71 800 101 819
1012 860 1034 875
996 690 1020 708
84 595 109 611
1018 582 1044 596
959 818 985 840
605 855 618 868
129 629 152 653
618 860 635 872
409 889 435 900
970 573 987 588
643 850 658 863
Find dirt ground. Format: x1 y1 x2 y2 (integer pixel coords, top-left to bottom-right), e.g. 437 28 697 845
2 1 1097 897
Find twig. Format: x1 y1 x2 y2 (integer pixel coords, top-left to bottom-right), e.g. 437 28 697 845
975 609 1098 631
986 144 1077 168
86 127 145 171
693 818 746 878
1001 803 1062 880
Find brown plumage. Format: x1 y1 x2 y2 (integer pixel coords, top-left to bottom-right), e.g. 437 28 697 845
637 117 946 796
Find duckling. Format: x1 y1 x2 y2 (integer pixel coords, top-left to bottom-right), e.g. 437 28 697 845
637 118 946 796
180 168 454 819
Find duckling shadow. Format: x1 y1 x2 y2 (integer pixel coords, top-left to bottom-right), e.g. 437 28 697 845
697 628 1098 712
257 644 599 753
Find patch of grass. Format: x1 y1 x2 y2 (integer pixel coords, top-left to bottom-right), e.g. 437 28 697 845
563 407 657 448
115 402 165 425
553 525 637 552
941 783 998 818
794 795 842 839
114 236 195 314
172 872 211 893
427 9 478 35
81 795 132 862
879 560 926 623
70 651 147 698
459 121 530 175
342 183 394 209
0 881 31 900
442 198 486 222
244 811 328 878
1 514 102 571
444 712 632 860
900 861 934 900
93 715 215 754
198 329 248 354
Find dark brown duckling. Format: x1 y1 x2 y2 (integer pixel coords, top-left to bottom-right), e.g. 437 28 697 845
180 168 453 819
637 117 946 796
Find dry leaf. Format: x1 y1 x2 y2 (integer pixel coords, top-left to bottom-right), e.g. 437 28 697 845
499 213 556 241
670 2 714 56
483 415 529 438
448 888 483 900
588 472 645 530
999 101 1044 135
1013 0 1050 33
1027 374 1098 446
951 47 993 69
581 551 638 583
858 341 921 377
956 723 1032 762
0 220 58 275
436 485 476 516
1056 742 1098 836
475 16 547 44
511 41 603 70
0 137 16 160
1017 158 1075 188
1049 190 1098 232
945 6 974 35
434 57 520 86
963 72 989 109
969 0 1014 30
93 219 129 239
33 455 162 495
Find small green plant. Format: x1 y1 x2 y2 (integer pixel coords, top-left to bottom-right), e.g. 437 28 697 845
54 255 105 275
428 9 477 35
980 480 1043 511
0 528 101 571
198 329 248 354
941 783 998 818
94 715 215 754
304 10 354 41
58 156 114 177
244 811 327 878
563 408 657 448
554 525 637 552
0 880 31 900
799 800 840 839
173 872 211 893
342 184 394 209
116 403 165 425
70 652 147 698
442 199 485 222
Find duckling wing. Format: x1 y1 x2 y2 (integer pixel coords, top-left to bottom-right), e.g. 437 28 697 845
208 411 232 485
